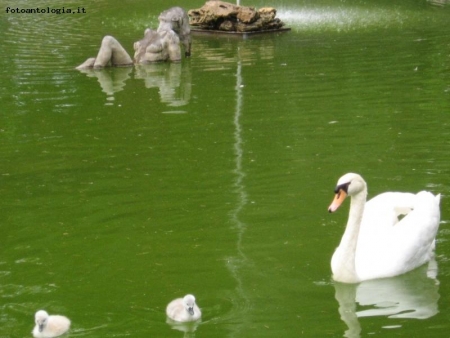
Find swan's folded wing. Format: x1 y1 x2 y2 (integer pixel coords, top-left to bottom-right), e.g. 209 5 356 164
356 191 440 280
392 191 441 269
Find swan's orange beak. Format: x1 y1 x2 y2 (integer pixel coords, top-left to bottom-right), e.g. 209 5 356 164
328 189 347 213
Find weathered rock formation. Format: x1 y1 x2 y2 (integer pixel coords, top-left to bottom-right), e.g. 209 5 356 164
188 1 285 32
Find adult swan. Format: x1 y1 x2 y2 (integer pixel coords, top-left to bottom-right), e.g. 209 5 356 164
328 173 440 283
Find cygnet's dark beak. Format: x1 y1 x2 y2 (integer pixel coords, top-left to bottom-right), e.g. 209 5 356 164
188 307 195 315
39 323 44 332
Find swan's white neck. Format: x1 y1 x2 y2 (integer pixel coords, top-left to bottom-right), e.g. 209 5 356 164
332 189 367 283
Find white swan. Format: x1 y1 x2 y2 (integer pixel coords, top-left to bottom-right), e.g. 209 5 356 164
32 310 71 338
328 173 440 283
166 294 202 322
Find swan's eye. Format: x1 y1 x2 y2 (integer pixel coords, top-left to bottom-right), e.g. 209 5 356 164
335 182 350 194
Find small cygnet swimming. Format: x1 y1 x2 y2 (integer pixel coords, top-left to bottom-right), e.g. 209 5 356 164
32 310 71 338
166 294 202 322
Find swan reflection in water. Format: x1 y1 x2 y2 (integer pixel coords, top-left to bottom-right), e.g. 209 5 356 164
76 62 191 107
334 259 439 338
165 318 200 338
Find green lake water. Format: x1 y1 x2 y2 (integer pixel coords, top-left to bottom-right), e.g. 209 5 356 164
1 0 450 337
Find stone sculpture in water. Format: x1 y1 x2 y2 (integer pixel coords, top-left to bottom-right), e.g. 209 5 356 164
76 29 181 69
158 6 191 57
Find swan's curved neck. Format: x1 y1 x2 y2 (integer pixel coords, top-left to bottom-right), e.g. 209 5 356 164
333 190 367 283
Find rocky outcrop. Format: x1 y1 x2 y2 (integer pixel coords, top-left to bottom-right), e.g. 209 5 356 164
188 1 284 32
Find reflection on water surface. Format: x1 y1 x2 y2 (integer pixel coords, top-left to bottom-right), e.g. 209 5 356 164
1 0 449 337
335 260 440 338
76 63 192 108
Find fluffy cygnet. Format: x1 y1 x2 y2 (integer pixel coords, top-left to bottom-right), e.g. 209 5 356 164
166 294 202 322
32 310 71 338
